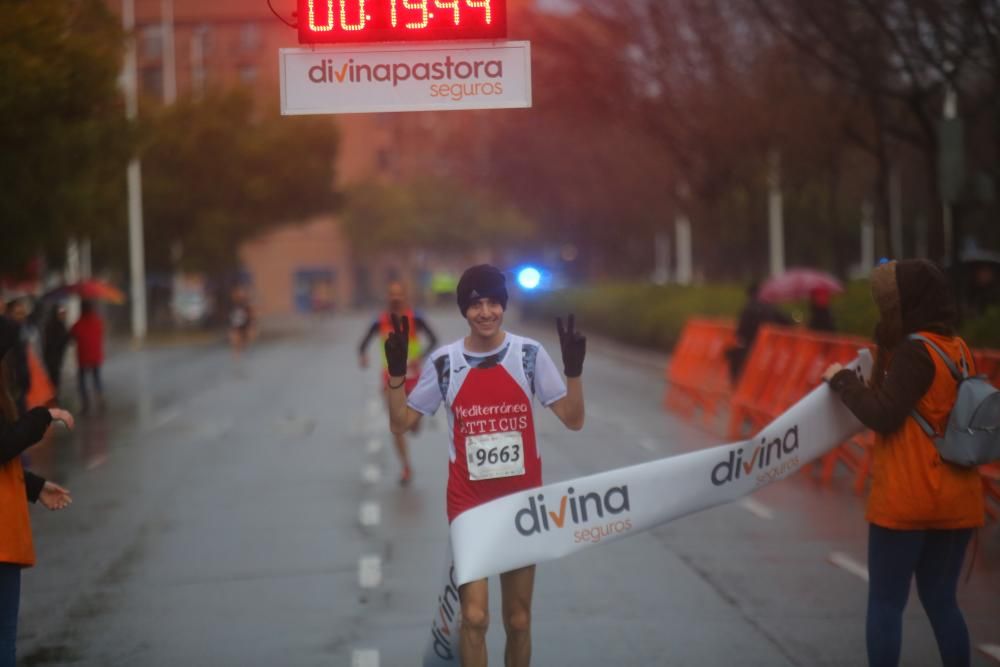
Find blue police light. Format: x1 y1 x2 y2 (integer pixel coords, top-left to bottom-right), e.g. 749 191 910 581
517 267 542 290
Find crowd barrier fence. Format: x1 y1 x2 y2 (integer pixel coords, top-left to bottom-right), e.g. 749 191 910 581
663 320 1000 520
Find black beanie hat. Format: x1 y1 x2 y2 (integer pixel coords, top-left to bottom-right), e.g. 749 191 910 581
457 264 508 315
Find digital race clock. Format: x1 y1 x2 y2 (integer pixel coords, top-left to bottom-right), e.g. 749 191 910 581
297 0 507 44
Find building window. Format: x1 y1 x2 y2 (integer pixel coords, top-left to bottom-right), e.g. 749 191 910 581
141 66 164 101
240 23 260 51
192 24 212 57
239 65 257 85
190 25 211 99
141 25 163 59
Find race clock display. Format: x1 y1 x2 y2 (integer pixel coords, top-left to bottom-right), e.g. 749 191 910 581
297 0 507 44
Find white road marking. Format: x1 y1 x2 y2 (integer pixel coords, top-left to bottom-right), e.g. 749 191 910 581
979 644 1000 663
828 551 869 582
738 498 775 520
367 399 381 417
639 438 658 453
353 649 380 667
366 437 383 454
150 408 181 430
362 465 381 484
359 502 381 527
359 555 382 588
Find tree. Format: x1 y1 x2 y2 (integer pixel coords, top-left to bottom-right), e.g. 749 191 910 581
339 178 535 256
0 0 130 269
140 91 339 274
749 0 1000 257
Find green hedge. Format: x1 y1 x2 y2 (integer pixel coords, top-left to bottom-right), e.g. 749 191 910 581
521 282 1000 351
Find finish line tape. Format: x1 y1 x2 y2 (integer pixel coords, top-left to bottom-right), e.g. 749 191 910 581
423 350 872 665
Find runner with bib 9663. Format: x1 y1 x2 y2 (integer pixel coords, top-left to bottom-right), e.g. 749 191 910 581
385 264 586 667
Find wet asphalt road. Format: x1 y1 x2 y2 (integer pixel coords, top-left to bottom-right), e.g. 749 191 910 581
16 310 1000 666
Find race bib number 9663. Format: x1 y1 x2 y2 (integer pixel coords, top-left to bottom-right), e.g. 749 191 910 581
466 431 525 481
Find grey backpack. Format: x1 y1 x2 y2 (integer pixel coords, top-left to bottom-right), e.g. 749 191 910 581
909 334 1000 467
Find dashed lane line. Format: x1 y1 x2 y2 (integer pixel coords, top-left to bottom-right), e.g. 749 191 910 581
366 437 383 454
149 407 182 431
738 498 775 520
828 551 869 582
362 465 382 484
359 555 382 588
359 502 381 528
352 649 380 667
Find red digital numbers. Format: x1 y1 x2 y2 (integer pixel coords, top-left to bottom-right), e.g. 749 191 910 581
297 0 507 44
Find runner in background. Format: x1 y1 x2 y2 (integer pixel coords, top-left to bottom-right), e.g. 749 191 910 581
385 265 586 667
358 281 438 485
228 287 256 364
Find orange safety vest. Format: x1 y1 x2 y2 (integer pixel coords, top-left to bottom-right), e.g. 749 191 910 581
866 331 985 530
26 347 55 409
377 309 422 367
0 457 36 567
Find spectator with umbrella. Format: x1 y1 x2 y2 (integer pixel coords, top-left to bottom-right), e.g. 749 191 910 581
726 280 794 385
69 301 105 415
807 286 837 332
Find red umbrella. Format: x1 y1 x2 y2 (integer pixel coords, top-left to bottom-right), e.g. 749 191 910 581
758 268 843 303
44 279 126 305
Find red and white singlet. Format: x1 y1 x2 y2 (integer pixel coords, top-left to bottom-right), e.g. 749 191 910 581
407 333 567 522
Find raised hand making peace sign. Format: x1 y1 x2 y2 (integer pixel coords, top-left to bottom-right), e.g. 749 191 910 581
556 314 586 378
384 313 410 379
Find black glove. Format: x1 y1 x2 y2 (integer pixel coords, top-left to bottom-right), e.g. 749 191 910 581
556 314 586 378
384 314 410 379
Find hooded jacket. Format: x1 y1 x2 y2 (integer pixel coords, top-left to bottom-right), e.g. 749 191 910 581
829 260 984 530
1 316 53 566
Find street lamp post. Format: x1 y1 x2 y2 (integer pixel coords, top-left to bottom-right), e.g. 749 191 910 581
123 0 148 343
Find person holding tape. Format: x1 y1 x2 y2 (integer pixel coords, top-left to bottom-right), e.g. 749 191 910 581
386 264 585 667
823 259 983 667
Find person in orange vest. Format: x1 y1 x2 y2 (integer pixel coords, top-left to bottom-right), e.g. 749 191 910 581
822 259 983 667
358 281 438 484
0 317 74 667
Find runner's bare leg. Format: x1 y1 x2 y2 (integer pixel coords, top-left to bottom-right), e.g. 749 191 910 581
392 431 410 477
501 565 535 667
383 389 411 481
459 579 490 667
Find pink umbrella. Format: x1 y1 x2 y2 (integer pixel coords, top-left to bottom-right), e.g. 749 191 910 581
758 268 843 303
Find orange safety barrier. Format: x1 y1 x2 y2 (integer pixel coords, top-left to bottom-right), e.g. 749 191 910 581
724 325 873 492
663 319 736 430
973 348 1000 386
666 319 1000 515
726 326 869 438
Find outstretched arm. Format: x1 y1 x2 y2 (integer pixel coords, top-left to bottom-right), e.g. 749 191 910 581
549 377 584 430
388 386 424 434
0 408 53 464
358 320 380 367
414 315 439 354
549 315 586 431
384 314 424 433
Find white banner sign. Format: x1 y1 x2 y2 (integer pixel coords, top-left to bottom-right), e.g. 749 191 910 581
423 350 872 665
279 41 531 115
